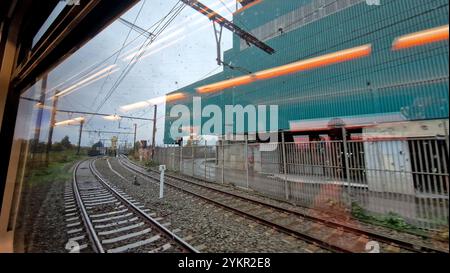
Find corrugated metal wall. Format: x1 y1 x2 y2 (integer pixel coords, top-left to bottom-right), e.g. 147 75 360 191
164 0 449 143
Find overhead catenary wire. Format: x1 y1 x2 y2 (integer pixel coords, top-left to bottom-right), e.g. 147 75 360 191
50 0 243 114
118 17 155 39
48 1 177 104
52 2 255 141
81 2 187 145
89 0 147 111
89 2 186 119
84 1 186 128
218 0 254 75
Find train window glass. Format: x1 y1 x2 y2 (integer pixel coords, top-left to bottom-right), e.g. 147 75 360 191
31 1 66 48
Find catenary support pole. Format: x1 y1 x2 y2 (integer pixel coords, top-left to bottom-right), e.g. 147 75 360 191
46 92 59 164
151 104 157 160
77 120 84 155
133 123 137 152
32 75 47 159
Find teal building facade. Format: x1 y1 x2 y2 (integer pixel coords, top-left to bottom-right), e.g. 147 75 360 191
164 0 449 143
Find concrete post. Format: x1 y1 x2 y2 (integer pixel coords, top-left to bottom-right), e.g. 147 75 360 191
159 165 166 198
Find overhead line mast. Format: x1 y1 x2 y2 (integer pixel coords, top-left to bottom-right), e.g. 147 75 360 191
180 0 275 55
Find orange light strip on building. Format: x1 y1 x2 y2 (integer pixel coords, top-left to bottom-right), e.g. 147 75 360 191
166 92 187 102
197 74 257 94
392 25 449 50
197 44 372 94
234 0 263 14
255 44 372 80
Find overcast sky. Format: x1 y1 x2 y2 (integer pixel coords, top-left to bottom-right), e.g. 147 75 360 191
17 0 237 148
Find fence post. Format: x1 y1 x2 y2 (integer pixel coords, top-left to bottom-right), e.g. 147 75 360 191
180 144 183 173
166 145 169 167
172 146 175 171
215 143 218 182
221 139 225 184
162 146 165 165
342 127 352 204
245 134 249 189
164 146 166 165
443 120 449 155
169 146 171 168
192 142 195 177
281 132 289 200
159 146 162 164
204 140 207 179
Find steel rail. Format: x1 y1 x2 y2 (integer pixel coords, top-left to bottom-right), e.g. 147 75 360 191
72 160 105 253
117 157 348 253
89 159 199 253
150 168 444 253
119 155 448 254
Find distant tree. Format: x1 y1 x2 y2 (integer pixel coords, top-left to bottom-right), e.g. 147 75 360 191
30 141 47 153
60 136 72 149
52 142 64 151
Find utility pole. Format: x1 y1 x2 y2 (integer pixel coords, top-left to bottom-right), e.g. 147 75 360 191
77 119 84 155
133 123 137 151
45 91 59 164
151 104 157 160
32 75 47 165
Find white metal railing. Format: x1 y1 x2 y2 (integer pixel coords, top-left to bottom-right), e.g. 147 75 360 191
146 137 449 230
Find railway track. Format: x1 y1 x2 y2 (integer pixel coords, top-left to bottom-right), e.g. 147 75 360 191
69 159 198 253
117 155 448 253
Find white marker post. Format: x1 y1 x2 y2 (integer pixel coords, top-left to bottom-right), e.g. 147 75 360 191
159 165 166 199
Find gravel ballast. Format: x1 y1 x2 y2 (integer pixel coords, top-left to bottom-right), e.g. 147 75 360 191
95 157 326 253
129 157 449 253
17 161 77 253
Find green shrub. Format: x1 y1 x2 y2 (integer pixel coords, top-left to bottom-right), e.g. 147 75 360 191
144 160 159 168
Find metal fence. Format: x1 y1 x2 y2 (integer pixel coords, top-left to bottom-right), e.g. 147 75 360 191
147 137 449 230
